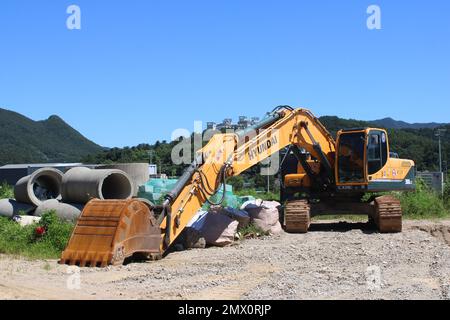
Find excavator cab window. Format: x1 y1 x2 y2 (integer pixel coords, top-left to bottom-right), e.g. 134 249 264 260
337 132 366 183
367 130 388 174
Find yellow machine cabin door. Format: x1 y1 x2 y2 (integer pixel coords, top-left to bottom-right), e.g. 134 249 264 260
367 130 389 176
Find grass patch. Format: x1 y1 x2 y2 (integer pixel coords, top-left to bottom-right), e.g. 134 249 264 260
0 210 74 259
237 223 268 239
235 189 280 201
395 179 449 219
0 182 13 199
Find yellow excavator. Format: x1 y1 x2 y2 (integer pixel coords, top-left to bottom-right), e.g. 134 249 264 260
60 106 416 267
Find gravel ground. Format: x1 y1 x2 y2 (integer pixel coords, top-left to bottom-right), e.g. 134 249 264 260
1 219 450 300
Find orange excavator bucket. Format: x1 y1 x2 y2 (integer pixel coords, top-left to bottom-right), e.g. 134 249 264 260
60 199 162 267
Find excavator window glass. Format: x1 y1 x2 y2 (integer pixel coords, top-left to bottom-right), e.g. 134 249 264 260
367 130 388 174
337 132 365 183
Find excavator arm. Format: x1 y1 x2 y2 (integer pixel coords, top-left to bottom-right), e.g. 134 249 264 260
159 106 336 250
61 106 336 266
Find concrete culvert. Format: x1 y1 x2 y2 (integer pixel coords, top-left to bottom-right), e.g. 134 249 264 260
0 199 35 218
34 199 84 222
61 167 133 204
101 172 133 199
98 163 149 196
14 168 63 207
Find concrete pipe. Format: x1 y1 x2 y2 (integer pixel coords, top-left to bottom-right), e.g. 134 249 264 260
14 168 64 207
61 167 133 204
98 163 149 196
0 199 35 218
34 199 84 222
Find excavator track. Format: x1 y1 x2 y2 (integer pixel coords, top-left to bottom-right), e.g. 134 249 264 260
284 200 311 233
374 195 403 233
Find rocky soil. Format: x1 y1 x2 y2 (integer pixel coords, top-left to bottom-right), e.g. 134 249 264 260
1 220 450 300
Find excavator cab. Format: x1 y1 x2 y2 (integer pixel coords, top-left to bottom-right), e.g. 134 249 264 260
335 128 415 192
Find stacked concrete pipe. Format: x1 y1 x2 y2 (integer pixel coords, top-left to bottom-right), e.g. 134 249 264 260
61 167 134 203
0 199 35 218
34 199 84 222
14 168 64 206
98 163 149 196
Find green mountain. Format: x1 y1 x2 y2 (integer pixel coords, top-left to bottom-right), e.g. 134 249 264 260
0 108 104 165
369 117 445 129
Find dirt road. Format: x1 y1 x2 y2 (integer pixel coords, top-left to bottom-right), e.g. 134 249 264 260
1 219 450 300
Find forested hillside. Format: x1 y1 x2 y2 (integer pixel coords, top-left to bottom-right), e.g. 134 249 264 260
0 108 104 165
82 116 449 185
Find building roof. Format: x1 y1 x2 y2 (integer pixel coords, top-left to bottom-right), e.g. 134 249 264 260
0 163 84 169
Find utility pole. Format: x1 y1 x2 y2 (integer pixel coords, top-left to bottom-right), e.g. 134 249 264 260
435 129 446 173
435 129 447 196
148 150 153 164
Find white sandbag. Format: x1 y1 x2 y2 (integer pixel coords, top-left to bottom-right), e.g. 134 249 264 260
12 215 41 227
199 209 239 247
243 199 283 235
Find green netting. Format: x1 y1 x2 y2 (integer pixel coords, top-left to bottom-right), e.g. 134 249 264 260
237 195 256 207
138 178 241 208
138 178 179 205
207 190 239 209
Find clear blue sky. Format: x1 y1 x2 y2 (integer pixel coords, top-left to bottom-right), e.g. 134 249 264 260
0 0 449 147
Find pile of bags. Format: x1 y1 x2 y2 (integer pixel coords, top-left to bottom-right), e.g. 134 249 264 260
179 199 283 249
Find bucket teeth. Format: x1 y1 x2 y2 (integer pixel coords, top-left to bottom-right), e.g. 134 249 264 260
60 199 162 268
